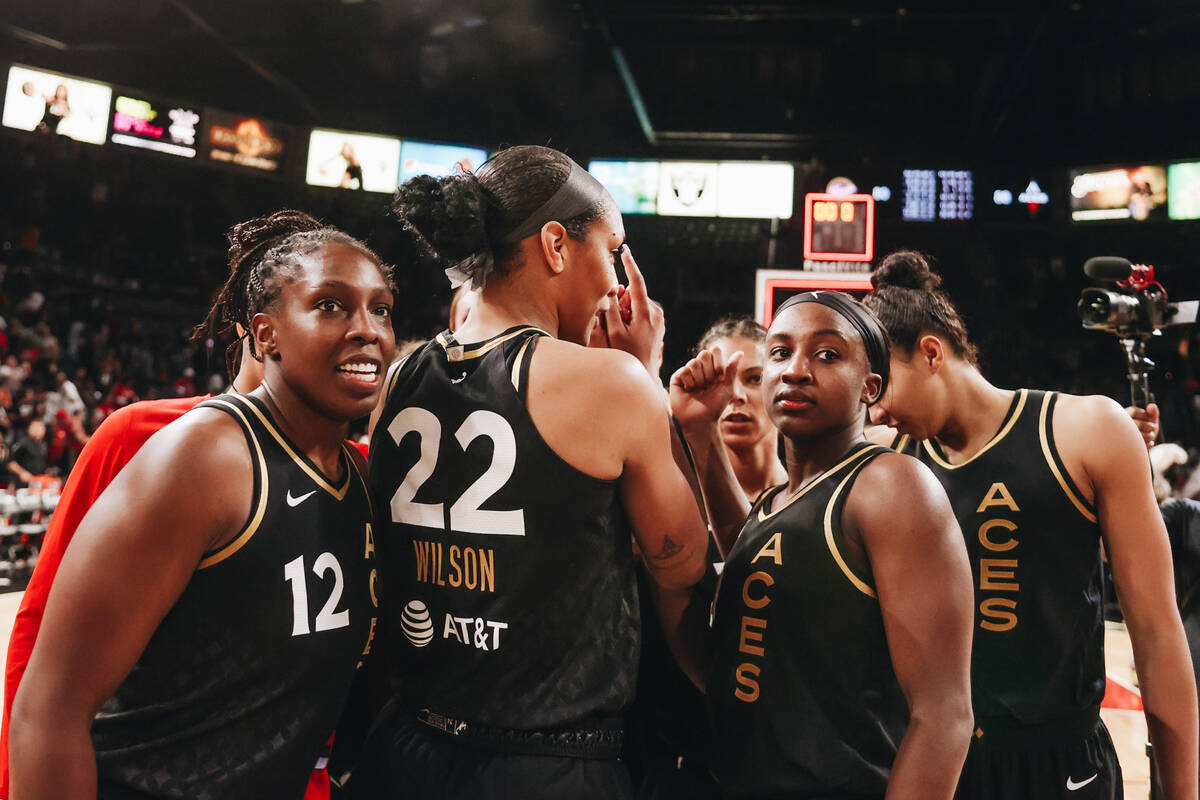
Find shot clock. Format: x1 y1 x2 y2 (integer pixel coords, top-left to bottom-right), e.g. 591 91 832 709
802 193 875 262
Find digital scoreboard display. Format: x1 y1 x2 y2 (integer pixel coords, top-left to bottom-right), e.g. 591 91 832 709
803 193 875 262
902 169 937 221
902 168 973 221
937 170 974 220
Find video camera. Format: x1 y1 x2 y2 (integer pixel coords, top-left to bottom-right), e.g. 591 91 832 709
1078 256 1198 407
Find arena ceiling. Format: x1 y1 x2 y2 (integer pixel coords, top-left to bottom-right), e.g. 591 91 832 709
2 0 1198 166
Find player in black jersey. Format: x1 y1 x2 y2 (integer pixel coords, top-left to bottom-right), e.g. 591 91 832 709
862 251 1198 800
626 316 784 800
665 290 974 799
353 145 709 800
11 210 397 800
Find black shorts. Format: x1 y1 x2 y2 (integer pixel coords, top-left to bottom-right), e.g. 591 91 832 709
955 713 1122 800
348 709 634 800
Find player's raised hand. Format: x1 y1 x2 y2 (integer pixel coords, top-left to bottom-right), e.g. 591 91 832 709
603 246 665 375
1126 402 1160 449
670 346 742 426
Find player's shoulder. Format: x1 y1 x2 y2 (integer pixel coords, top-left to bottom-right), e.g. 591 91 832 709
135 400 251 479
1050 391 1131 431
532 338 660 400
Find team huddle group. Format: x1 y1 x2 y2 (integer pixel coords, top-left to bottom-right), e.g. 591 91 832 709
0 144 1194 800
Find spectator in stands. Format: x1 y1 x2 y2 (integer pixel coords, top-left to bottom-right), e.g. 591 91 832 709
6 419 48 486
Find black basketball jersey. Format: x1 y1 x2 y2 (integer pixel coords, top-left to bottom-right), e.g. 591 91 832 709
893 389 1105 724
707 442 907 797
368 326 639 730
92 393 378 800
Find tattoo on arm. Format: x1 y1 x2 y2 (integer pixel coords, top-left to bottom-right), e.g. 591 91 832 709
654 534 684 561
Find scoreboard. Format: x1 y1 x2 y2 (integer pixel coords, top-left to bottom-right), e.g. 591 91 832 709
803 193 875 262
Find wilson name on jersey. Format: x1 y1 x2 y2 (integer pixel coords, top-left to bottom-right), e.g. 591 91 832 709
369 327 639 730
92 393 378 800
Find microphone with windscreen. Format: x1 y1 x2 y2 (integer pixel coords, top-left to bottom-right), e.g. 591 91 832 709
1082 256 1133 282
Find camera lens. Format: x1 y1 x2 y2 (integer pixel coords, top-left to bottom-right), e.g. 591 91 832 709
1079 292 1111 326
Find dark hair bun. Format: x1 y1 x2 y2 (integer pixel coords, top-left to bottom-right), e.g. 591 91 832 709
392 173 491 274
872 250 942 292
227 209 322 262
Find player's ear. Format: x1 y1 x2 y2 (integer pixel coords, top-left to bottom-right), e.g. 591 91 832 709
538 221 568 275
917 334 945 374
862 373 883 405
250 313 279 362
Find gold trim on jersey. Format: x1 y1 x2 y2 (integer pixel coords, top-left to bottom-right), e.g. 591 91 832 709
436 326 549 361
893 433 911 453
385 353 411 399
1038 392 1098 523
238 398 352 500
510 336 535 390
198 399 270 569
824 467 877 599
921 389 1028 470
344 440 373 517
757 446 878 522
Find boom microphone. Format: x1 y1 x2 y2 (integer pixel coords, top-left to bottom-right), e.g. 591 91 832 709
1083 256 1133 282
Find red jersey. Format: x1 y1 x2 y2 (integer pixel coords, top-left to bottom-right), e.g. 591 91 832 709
0 396 335 800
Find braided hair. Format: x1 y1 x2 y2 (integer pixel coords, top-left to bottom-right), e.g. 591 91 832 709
193 209 394 380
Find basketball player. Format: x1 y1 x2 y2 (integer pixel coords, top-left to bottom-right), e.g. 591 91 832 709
10 211 396 800
862 250 1198 799
697 316 787 504
353 145 709 799
666 290 974 798
0 212 348 800
626 316 783 800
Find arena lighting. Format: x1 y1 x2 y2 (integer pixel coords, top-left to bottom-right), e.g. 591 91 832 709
755 269 874 327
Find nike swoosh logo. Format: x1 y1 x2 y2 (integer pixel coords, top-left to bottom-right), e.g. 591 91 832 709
286 489 317 507
1067 774 1098 791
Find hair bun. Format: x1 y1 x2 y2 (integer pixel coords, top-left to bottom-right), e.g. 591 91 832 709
393 173 491 275
872 250 942 292
227 209 323 262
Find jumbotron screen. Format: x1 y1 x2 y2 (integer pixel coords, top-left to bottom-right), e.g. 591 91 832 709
1069 165 1167 222
202 110 289 173
587 160 660 214
306 129 401 193
1167 162 1200 221
716 162 794 219
110 93 201 158
2 64 112 145
398 140 487 183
